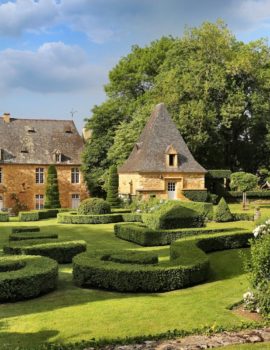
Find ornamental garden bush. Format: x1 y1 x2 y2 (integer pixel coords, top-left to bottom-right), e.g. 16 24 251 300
57 211 142 224
0 255 58 302
4 239 87 263
9 231 58 241
114 223 245 246
142 201 205 230
214 197 233 222
243 220 270 316
78 198 111 215
73 230 252 293
0 212 9 222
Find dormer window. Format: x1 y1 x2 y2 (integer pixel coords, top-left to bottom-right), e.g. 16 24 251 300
169 154 176 166
27 127 36 133
64 125 72 134
55 152 62 163
165 144 178 168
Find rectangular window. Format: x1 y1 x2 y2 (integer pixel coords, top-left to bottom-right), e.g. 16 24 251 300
36 168 44 184
71 194 80 209
71 168 80 184
35 194 44 210
169 154 175 166
0 168 2 183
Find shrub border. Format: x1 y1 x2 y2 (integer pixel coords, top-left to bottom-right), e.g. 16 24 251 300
73 230 252 292
0 255 58 302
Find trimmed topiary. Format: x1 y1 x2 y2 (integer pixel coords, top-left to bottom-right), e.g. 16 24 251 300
214 197 233 222
73 230 252 293
0 255 58 302
44 165 61 209
4 239 87 263
106 165 120 207
78 198 111 215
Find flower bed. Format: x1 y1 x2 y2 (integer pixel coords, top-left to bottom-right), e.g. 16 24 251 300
0 255 58 302
4 239 87 263
73 230 252 292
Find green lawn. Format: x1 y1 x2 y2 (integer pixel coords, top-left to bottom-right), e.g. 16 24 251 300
0 205 268 349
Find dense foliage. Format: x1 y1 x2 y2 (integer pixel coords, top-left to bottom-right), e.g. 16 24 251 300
78 198 111 215
214 197 233 222
73 230 251 292
114 223 242 246
246 224 270 316
44 165 61 209
83 21 270 195
230 172 258 192
106 165 120 207
0 255 58 302
4 239 87 264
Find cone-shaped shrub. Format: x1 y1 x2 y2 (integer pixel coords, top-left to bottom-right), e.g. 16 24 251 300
44 165 61 209
106 165 120 207
214 197 233 222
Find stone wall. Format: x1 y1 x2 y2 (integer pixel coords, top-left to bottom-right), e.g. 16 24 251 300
119 172 205 200
0 164 88 210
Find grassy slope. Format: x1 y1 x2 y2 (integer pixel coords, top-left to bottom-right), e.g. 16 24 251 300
0 204 267 349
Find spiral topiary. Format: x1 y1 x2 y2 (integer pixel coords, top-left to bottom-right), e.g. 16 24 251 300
78 198 111 215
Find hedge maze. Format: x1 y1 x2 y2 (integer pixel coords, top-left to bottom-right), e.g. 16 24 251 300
0 255 58 302
73 230 252 293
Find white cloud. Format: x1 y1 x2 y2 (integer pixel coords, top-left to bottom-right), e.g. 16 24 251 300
0 0 58 36
0 41 106 93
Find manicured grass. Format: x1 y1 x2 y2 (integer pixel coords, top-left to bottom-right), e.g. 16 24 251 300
0 207 267 349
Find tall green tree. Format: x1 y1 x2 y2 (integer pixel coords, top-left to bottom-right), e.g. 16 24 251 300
44 165 61 209
82 37 175 195
106 165 120 207
83 21 270 195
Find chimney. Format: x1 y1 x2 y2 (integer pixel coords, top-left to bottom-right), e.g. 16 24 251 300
2 113 11 123
82 128 92 141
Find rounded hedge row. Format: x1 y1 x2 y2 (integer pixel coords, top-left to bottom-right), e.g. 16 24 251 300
0 255 58 302
73 230 252 292
4 239 87 263
57 212 124 224
78 198 111 215
9 232 58 241
12 226 40 233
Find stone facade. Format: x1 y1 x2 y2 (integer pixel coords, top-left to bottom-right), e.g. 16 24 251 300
119 172 205 200
118 103 206 200
0 164 88 210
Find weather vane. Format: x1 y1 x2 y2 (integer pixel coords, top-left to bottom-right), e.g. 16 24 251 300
70 109 78 119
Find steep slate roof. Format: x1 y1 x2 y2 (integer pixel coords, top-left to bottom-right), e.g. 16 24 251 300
119 103 207 174
0 116 84 165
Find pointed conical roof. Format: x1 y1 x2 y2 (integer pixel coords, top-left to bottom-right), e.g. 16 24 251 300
119 103 206 173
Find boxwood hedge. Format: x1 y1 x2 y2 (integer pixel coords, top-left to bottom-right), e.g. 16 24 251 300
12 227 40 233
73 230 252 292
0 255 58 302
4 239 87 263
114 223 245 246
0 212 9 222
57 212 142 224
19 208 71 221
9 232 58 241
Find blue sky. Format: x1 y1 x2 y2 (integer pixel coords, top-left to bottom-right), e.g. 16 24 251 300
1 0 270 131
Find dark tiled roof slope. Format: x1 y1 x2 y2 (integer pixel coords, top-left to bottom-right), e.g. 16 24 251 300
0 117 84 164
119 103 207 173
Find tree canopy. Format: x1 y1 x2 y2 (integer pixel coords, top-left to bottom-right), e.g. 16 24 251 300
83 21 270 195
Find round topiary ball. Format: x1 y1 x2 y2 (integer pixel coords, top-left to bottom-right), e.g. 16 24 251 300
78 198 111 215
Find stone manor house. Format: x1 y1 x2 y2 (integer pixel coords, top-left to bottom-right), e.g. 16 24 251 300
0 113 88 211
0 103 206 211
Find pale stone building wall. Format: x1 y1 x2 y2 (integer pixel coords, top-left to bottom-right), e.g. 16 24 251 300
0 164 88 210
119 172 205 200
